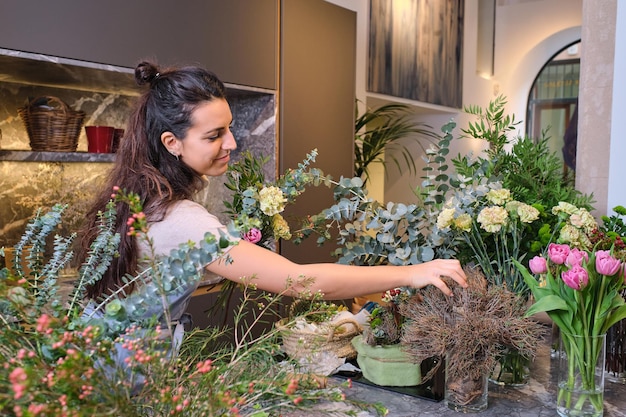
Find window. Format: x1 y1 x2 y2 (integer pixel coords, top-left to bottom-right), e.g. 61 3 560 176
526 41 580 176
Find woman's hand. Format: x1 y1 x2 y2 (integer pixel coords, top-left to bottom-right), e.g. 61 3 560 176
408 259 467 296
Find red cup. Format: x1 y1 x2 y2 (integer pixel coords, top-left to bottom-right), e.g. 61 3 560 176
112 128 124 153
85 126 115 153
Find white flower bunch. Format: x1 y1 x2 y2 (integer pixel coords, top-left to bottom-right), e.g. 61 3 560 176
436 187 540 235
434 184 541 297
258 186 287 216
551 202 598 248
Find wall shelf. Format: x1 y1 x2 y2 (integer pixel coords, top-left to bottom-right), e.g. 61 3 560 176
0 150 115 163
0 48 138 96
366 93 461 115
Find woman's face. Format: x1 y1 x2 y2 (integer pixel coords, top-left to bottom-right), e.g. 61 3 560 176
178 98 236 177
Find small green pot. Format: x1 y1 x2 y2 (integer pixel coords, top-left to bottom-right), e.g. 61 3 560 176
352 335 421 386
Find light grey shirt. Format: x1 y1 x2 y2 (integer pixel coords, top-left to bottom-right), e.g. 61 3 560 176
85 199 238 324
137 199 239 322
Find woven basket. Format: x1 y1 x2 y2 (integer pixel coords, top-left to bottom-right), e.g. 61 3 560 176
277 317 362 360
18 96 86 152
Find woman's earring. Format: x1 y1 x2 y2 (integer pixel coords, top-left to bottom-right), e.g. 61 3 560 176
170 152 179 161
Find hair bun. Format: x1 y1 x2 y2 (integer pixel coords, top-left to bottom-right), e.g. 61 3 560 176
135 61 161 86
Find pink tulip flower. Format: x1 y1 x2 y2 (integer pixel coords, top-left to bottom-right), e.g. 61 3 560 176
548 243 571 265
529 256 548 274
595 250 622 276
242 228 262 244
561 265 589 290
565 248 589 267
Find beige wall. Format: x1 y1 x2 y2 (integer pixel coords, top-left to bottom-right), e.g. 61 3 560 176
607 1 626 214
576 0 617 217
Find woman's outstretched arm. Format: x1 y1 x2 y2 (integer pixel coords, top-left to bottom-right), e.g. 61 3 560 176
206 240 467 299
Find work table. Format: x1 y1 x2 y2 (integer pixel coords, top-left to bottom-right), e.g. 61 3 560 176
286 330 626 417
54 276 626 416
336 331 626 417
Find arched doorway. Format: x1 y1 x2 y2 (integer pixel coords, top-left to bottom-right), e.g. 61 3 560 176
526 41 581 178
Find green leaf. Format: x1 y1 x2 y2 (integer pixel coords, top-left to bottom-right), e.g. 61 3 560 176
602 304 626 332
525 295 569 317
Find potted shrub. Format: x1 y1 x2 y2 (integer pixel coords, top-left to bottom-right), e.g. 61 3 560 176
351 288 422 387
353 101 438 187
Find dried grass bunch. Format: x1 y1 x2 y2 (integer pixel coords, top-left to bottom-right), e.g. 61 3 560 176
400 266 545 383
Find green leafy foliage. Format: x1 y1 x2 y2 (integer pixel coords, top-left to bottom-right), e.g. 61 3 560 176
1 192 385 416
295 175 455 266
451 95 593 212
599 205 626 238
412 95 596 294
461 94 520 163
287 296 348 324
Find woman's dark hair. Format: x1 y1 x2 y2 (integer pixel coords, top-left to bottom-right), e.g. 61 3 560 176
77 61 227 300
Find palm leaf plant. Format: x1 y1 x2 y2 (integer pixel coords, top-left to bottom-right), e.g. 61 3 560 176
354 101 438 186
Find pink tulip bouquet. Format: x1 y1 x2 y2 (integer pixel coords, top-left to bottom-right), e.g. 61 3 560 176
515 244 626 415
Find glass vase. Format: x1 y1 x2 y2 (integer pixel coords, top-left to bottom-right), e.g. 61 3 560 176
445 354 488 413
489 346 530 386
557 332 606 417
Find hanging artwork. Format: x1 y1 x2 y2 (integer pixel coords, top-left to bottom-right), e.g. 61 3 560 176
368 0 464 108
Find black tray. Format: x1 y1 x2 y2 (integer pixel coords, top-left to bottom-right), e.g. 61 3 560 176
335 356 445 402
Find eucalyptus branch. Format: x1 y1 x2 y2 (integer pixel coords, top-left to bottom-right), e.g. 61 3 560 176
34 233 75 310
68 202 120 315
40 233 75 278
83 265 156 320
417 120 455 209
12 205 65 281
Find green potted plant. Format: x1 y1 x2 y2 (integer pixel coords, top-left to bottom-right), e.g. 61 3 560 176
351 288 422 387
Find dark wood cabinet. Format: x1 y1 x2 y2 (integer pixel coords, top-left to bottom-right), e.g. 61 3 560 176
279 0 356 264
0 0 278 90
0 0 356 265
